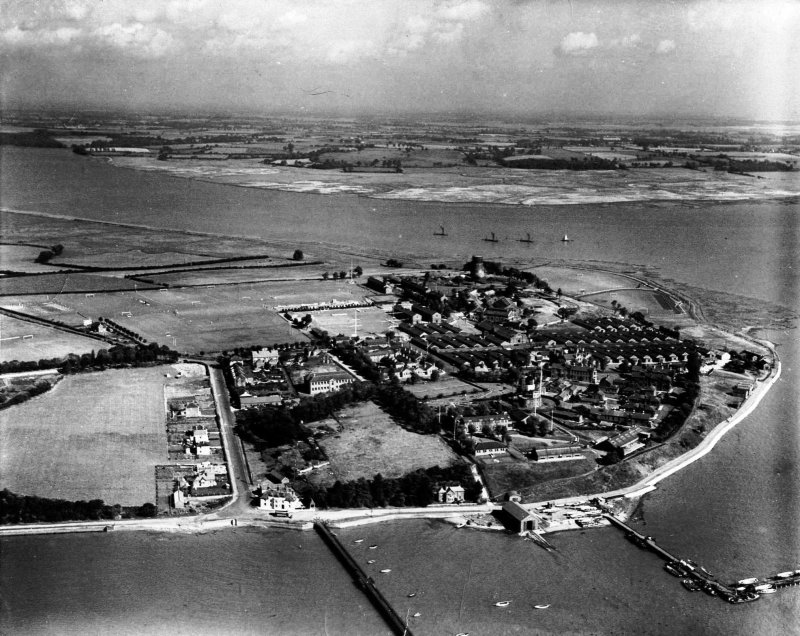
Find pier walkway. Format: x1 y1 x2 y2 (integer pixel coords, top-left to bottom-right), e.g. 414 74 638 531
604 513 800 603
314 522 412 636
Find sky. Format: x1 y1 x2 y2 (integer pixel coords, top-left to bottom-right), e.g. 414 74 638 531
1 0 799 121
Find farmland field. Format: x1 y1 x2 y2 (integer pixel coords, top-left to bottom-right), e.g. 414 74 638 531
0 244 68 274
0 313 103 362
0 366 172 506
0 272 156 296
308 401 458 487
143 263 324 287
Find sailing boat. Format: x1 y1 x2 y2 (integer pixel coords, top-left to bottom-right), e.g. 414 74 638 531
561 234 571 242
434 225 447 236
483 232 499 243
519 232 533 243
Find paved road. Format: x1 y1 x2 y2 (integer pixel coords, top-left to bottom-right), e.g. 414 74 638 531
207 364 256 517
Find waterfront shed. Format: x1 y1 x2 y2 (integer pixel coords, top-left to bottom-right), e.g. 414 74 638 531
502 501 542 535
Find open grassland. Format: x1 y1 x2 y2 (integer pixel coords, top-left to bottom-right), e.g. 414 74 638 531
143 263 323 287
528 266 635 296
308 306 397 338
403 375 478 401
0 366 170 505
481 455 597 498
584 289 680 319
0 244 67 274
309 401 458 487
0 313 102 362
0 272 155 296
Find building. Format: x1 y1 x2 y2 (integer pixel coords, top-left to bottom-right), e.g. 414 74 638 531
240 394 283 408
595 427 650 459
258 472 305 513
473 439 507 457
530 445 583 462
252 347 280 369
462 412 513 433
306 371 354 395
502 501 542 535
437 485 466 503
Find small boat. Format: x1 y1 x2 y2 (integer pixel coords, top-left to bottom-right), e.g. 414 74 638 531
561 234 571 242
534 604 551 609
495 601 511 607
456 633 469 636
407 593 416 598
737 577 759 585
434 225 447 236
413 612 421 618
754 584 776 593
776 571 794 578
354 539 364 544
380 569 392 573
483 232 499 243
664 563 684 577
456 523 466 528
369 545 378 549
519 232 533 243
682 579 701 592
367 560 376 564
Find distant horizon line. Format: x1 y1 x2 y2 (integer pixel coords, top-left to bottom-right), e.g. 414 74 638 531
3 105 799 128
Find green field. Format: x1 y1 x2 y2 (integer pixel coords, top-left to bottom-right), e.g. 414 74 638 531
307 306 397 338
0 366 171 506
308 401 458 487
0 313 102 362
584 288 679 318
528 266 636 296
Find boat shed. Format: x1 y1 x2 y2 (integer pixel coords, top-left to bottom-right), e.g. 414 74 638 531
502 501 542 535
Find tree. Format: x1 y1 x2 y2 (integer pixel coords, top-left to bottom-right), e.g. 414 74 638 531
322 271 329 280
293 249 304 261
353 265 363 277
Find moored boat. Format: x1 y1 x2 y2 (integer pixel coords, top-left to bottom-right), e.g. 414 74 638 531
369 545 378 549
664 563 684 577
367 560 376 564
380 569 391 573
534 604 551 609
682 579 701 592
354 539 364 544
495 601 511 607
737 577 759 585
776 571 794 578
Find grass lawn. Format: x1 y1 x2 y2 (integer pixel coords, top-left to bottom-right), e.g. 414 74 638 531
584 289 679 319
308 401 458 487
528 266 635 296
308 306 396 338
481 455 596 499
0 366 171 506
0 313 103 362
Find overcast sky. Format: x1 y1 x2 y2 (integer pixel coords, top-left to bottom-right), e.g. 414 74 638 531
2 0 798 120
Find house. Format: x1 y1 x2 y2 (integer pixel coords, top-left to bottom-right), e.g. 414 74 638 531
191 425 209 445
366 276 394 294
172 401 202 418
462 412 513 434
551 408 585 425
473 439 507 457
437 485 466 503
171 489 185 509
258 472 305 512
306 371 354 395
502 501 542 535
412 304 442 324
252 347 280 369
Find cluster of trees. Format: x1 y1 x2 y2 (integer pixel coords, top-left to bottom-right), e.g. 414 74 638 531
34 243 64 264
498 155 624 170
724 350 768 374
300 464 482 509
0 377 58 410
0 343 178 377
288 313 313 329
99 317 146 344
463 261 552 293
0 130 65 148
0 489 157 524
321 266 362 280
385 259 403 268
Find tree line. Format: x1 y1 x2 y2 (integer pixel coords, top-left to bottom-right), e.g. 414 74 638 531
0 489 157 524
298 464 482 509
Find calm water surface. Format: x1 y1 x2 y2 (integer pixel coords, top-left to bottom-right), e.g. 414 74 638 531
1 147 798 635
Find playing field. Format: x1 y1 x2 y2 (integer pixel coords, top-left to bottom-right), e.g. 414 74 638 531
308 401 458 487
308 306 397 338
0 313 103 362
528 266 636 296
0 366 172 506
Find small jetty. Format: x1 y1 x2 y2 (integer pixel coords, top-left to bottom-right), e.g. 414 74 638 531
483 232 499 243
519 232 533 243
605 514 800 603
315 522 412 635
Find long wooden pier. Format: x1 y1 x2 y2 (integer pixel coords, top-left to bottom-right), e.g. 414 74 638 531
314 522 412 636
604 513 800 603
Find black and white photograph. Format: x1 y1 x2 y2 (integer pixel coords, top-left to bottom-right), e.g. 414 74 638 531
1 1 798 634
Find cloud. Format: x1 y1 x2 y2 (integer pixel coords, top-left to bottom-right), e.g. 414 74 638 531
436 0 489 22
92 22 176 58
656 39 676 55
608 34 641 49
558 32 599 55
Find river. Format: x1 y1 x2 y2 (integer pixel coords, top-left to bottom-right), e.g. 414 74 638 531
0 147 798 635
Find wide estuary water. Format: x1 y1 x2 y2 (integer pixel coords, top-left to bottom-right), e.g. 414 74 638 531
1 147 799 635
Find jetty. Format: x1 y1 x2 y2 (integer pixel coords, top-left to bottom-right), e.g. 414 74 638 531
314 522 412 635
604 513 800 603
